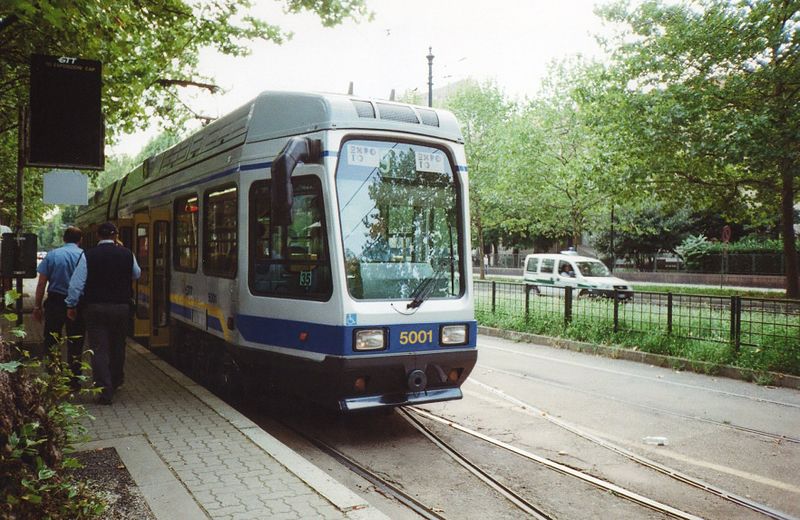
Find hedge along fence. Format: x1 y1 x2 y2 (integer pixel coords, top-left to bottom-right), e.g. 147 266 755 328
691 252 788 275
678 235 800 275
474 280 800 377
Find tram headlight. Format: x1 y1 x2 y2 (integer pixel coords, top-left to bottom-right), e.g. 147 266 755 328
440 325 468 346
354 329 386 351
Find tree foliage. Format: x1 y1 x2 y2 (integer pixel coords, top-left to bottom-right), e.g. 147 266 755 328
513 61 617 246
444 81 514 276
592 201 696 269
0 0 367 227
588 0 800 295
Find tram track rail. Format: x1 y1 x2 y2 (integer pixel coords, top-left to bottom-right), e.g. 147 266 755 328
467 378 800 520
154 344 796 519
274 412 557 519
269 415 449 520
398 408 554 520
403 407 702 520
482 364 800 445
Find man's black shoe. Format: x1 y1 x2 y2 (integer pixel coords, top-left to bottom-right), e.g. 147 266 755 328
96 396 113 405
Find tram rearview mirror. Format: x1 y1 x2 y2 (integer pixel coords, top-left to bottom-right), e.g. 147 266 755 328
271 137 322 226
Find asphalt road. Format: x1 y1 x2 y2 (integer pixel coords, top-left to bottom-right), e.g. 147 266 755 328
431 334 800 518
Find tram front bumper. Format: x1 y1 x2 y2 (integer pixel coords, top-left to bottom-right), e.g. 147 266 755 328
330 348 478 412
339 387 463 412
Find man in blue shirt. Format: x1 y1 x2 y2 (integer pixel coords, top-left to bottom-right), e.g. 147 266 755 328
66 222 141 405
33 226 85 390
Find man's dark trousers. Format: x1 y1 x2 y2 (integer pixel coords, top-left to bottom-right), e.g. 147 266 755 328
43 292 84 377
85 303 129 401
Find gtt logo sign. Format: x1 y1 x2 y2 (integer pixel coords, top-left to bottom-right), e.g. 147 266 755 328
58 56 77 65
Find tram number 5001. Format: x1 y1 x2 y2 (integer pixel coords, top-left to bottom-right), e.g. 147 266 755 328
399 329 434 345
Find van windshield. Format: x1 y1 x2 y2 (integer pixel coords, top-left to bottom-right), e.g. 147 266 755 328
576 261 610 277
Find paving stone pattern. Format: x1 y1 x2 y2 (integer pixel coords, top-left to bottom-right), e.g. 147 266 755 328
81 348 347 520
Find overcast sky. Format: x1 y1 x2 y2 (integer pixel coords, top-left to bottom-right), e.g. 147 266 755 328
111 0 612 155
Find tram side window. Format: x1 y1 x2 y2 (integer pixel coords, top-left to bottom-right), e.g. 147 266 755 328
136 224 149 285
135 223 149 320
249 176 332 300
203 185 238 278
174 195 199 272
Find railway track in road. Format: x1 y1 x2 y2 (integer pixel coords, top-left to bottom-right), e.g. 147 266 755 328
483 364 800 445
274 413 554 520
273 404 707 520
156 344 796 519
402 407 702 520
398 409 554 520
467 378 799 520
293 429 449 520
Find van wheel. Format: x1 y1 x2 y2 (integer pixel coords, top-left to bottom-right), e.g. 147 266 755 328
578 289 588 298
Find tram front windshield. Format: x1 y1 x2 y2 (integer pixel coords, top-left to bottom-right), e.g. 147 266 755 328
337 139 463 300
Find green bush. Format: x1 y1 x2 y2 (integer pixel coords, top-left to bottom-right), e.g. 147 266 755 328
675 234 713 270
707 236 795 254
675 234 798 274
1 291 105 519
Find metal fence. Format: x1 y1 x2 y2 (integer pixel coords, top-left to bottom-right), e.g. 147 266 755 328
474 280 800 355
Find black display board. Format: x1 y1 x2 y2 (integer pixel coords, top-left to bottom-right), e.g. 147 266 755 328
27 54 104 169
0 233 38 279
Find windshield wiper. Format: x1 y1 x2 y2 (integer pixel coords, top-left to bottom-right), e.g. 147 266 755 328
407 269 444 309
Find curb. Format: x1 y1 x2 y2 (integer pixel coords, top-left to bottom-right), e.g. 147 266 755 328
127 339 389 520
478 327 800 390
80 435 209 520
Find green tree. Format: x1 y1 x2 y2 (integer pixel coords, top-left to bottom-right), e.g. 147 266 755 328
590 0 800 296
592 201 696 269
0 0 368 227
512 62 616 248
444 81 514 278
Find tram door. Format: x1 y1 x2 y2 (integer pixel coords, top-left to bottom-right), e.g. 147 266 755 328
150 208 171 347
117 219 133 250
133 211 151 338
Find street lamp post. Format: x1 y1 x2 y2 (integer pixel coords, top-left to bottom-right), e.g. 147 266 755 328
426 47 434 107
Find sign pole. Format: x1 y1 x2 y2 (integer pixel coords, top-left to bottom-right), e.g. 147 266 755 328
15 105 26 327
721 225 731 289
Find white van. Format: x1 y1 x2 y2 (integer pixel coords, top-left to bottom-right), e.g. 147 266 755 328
522 251 633 300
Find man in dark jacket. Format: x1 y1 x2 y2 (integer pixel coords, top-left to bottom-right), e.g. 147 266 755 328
66 222 141 405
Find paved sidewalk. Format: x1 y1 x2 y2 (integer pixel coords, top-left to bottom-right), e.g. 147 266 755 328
78 340 387 520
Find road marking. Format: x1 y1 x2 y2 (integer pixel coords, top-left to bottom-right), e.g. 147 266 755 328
639 448 800 495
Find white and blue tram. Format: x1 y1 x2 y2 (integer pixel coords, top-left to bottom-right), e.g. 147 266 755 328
76 91 477 411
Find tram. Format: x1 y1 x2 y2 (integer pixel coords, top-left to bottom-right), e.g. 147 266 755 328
75 91 477 411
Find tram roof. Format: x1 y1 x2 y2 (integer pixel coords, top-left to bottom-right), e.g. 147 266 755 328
79 92 465 218
246 90 464 143
141 91 464 185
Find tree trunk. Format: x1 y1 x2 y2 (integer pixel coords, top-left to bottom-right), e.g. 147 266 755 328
780 163 799 298
475 212 485 281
